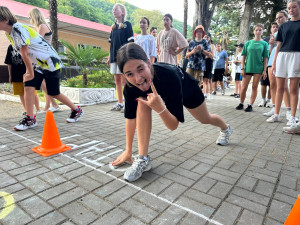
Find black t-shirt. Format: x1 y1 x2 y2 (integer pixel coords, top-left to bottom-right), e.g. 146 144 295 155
276 20 300 52
263 36 270 43
109 21 134 63
4 45 26 82
123 63 200 122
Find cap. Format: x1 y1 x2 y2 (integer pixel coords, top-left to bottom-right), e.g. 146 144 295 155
234 43 244 47
193 25 206 37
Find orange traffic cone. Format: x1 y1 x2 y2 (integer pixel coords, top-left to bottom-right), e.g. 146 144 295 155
284 195 300 225
32 111 71 157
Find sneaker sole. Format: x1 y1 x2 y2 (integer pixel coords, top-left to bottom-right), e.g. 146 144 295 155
14 123 38 131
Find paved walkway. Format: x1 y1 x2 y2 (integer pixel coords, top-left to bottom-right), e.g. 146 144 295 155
0 88 299 225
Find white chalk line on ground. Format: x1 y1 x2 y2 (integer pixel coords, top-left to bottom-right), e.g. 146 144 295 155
0 126 224 225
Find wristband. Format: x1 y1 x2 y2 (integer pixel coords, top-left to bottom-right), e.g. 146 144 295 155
157 106 167 115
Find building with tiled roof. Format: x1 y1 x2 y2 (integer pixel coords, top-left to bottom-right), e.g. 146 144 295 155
0 0 112 65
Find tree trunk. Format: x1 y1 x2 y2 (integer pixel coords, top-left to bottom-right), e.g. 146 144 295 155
183 0 188 38
237 0 255 45
49 0 58 51
193 0 217 31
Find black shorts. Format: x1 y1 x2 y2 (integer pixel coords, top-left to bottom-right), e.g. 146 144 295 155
260 68 270 86
212 68 225 82
182 71 205 109
235 73 242 81
24 70 61 96
204 58 213 79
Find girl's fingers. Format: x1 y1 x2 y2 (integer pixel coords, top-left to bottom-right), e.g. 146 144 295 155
149 79 158 95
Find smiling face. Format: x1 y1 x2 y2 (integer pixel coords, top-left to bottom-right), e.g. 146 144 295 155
288 1 300 19
204 35 210 42
123 59 153 92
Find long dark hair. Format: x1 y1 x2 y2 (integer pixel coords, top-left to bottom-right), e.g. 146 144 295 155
117 42 149 74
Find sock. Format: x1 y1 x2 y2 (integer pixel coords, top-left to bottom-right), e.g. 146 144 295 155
274 114 279 117
287 107 291 111
249 104 253 106
30 116 35 120
118 103 124 106
240 102 244 105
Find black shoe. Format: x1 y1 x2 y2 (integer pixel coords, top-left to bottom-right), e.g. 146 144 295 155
236 103 244 110
230 93 237 97
244 104 253 112
212 91 216 95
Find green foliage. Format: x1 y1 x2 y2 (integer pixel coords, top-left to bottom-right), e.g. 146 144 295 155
59 39 109 87
61 70 115 88
15 0 190 37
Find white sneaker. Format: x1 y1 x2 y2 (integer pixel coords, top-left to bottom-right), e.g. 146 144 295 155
266 102 273 108
287 117 297 126
286 110 291 121
258 99 266 107
263 107 275 117
124 155 151 182
221 89 225 95
266 114 279 123
49 106 62 112
283 122 300 134
207 94 213 100
36 110 46 114
14 116 38 131
216 125 232 146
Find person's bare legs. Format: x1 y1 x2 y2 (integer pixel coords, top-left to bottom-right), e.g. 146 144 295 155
209 79 213 94
289 78 300 117
237 80 241 94
283 79 291 108
19 94 26 111
249 74 262 105
186 101 228 130
240 75 252 104
114 74 125 104
51 93 76 110
203 78 208 95
136 101 152 157
24 87 36 117
34 95 40 111
269 67 276 105
274 77 286 115
41 80 58 111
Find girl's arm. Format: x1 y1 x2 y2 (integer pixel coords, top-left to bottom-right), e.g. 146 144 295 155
125 118 136 156
272 42 282 75
150 56 155 64
19 45 34 82
241 55 246 77
262 57 268 79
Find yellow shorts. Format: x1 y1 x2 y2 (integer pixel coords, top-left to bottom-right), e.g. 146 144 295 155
12 82 38 96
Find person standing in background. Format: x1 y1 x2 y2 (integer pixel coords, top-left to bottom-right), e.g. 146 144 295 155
231 43 244 98
135 17 156 64
235 24 269 112
108 3 134 112
29 8 61 113
156 14 188 65
212 43 228 95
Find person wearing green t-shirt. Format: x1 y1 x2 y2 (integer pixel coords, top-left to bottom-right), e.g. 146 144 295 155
235 24 269 112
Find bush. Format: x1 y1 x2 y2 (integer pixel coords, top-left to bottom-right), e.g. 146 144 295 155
61 69 115 88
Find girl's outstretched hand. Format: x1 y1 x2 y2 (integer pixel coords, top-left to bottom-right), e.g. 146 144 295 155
136 79 166 113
